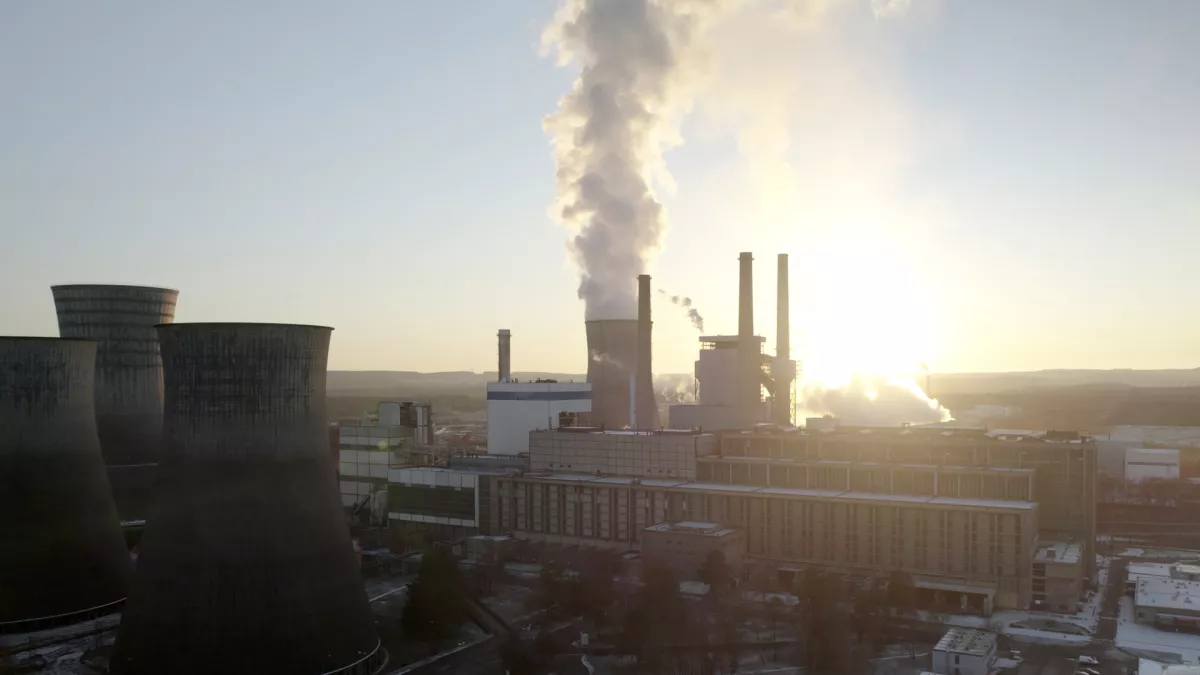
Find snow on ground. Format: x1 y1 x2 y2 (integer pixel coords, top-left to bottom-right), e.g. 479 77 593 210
1117 596 1200 664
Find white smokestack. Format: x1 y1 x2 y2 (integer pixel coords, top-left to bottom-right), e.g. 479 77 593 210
544 0 728 320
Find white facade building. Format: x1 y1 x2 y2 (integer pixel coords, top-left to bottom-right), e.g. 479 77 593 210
485 382 591 455
931 628 996 675
1126 447 1181 483
669 335 767 430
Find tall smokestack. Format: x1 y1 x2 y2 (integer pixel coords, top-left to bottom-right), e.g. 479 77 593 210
498 329 511 383
775 254 795 425
0 337 131 633
737 253 758 428
636 274 657 428
111 323 382 675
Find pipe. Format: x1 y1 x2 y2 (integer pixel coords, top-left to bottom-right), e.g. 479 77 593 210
498 329 511 383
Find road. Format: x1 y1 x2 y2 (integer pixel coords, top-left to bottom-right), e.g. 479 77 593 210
1004 640 1135 675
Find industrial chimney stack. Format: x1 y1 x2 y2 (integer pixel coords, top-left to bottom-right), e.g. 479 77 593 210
636 274 657 429
111 323 382 675
0 338 132 633
737 253 758 428
775 254 795 425
498 329 511 383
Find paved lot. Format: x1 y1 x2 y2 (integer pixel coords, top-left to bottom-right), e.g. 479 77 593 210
1007 641 1134 675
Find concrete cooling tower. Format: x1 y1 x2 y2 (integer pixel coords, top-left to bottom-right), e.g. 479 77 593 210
0 338 131 634
110 324 383 675
585 319 639 428
51 285 178 466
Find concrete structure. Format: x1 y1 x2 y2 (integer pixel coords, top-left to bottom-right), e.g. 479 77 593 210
1032 541 1083 611
111 324 382 675
1126 447 1181 483
52 284 178 523
737 252 759 429
486 382 592 455
51 285 177 466
930 628 996 675
0 338 131 633
772 253 795 426
713 425 1097 585
1099 426 1200 479
635 274 657 429
388 467 500 542
642 521 745 580
668 335 767 430
585 319 639 429
489 472 1035 612
529 428 717 480
1134 576 1200 632
497 329 512 382
338 401 438 520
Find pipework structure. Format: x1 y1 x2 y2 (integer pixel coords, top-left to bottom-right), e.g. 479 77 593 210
110 324 383 675
0 338 131 633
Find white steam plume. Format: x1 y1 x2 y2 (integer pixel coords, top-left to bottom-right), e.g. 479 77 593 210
657 289 705 331
544 0 730 320
799 374 951 426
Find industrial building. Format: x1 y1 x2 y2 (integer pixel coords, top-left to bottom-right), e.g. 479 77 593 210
1032 541 1083 611
337 400 434 522
51 284 178 523
930 628 996 675
669 253 797 430
0 337 132 633
111 323 382 675
1126 561 1200 632
642 521 746 580
1098 425 1200 479
584 274 658 429
487 329 592 455
529 428 717 480
1125 447 1181 483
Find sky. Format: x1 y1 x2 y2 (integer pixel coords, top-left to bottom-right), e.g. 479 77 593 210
1 0 1197 377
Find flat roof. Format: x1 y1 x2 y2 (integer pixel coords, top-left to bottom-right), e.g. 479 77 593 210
934 627 996 656
1035 541 1082 564
1136 577 1200 612
517 473 1037 511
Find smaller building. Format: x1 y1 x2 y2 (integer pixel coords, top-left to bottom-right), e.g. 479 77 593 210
1134 576 1200 632
1126 448 1181 483
930 628 996 675
486 382 591 455
641 521 745 580
1032 541 1083 612
529 428 717 479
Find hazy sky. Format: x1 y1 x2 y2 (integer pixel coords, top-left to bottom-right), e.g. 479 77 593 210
2 1 1197 376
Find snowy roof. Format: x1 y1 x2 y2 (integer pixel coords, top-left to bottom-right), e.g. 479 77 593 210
1128 562 1175 580
934 627 996 656
1136 577 1200 612
1035 541 1082 564
645 521 736 537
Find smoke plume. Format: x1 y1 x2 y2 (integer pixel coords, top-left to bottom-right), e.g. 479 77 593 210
544 0 729 320
799 374 951 426
657 289 705 331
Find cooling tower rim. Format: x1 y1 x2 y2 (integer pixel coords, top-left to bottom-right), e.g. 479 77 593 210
52 284 179 294
0 336 97 344
584 318 638 324
154 322 333 330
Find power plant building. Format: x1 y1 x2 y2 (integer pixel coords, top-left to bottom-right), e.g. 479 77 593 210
486 382 592 455
0 338 132 633
111 323 381 675
338 400 436 523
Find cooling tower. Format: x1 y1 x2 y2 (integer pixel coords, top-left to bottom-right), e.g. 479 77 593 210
110 324 383 675
0 338 131 633
585 319 639 428
51 284 178 466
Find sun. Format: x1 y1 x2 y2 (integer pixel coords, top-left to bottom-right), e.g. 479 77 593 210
793 232 938 390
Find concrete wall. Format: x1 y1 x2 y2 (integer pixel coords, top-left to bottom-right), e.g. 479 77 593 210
529 429 716 479
486 382 591 455
1126 447 1181 483
642 526 746 580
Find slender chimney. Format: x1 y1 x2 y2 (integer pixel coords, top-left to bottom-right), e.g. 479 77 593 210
498 329 511 383
738 253 757 428
636 274 656 428
775 253 795 425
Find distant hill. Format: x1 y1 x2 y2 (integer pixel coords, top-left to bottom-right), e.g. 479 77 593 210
931 368 1200 396
327 370 590 394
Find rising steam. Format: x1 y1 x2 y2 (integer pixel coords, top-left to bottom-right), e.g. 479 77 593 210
544 0 728 320
799 374 951 426
657 289 705 331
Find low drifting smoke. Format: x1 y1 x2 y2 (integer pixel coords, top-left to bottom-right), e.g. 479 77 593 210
656 373 697 404
657 289 705 331
590 350 627 370
799 374 951 426
544 0 729 320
